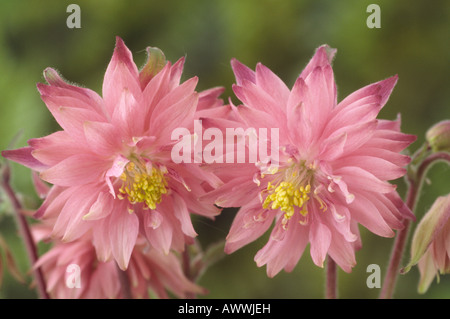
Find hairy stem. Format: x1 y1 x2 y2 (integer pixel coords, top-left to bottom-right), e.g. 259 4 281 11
1 166 49 299
325 256 337 299
182 247 197 299
379 151 450 299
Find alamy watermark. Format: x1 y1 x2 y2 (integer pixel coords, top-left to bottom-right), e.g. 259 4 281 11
366 264 381 289
66 4 81 29
171 120 280 170
66 263 81 289
366 4 381 29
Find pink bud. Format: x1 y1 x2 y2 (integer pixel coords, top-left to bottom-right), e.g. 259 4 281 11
402 194 450 293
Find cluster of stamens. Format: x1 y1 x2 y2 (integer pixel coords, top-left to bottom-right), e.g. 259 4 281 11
118 162 168 210
263 181 311 220
260 160 324 225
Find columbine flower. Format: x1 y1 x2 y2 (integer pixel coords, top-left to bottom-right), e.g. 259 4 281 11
2 37 222 270
402 194 450 293
205 45 416 277
33 230 205 299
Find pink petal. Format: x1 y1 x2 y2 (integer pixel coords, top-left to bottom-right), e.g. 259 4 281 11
110 88 142 138
32 171 51 198
83 121 122 156
102 37 141 119
337 75 398 111
40 154 110 186
141 63 172 127
225 201 275 254
254 214 309 277
1 147 47 172
29 131 86 166
335 166 396 194
172 193 197 238
255 62 290 107
92 218 112 262
35 186 71 219
309 218 331 268
232 80 285 124
149 92 199 144
231 58 256 85
109 203 139 270
327 233 357 273
199 176 257 207
196 86 225 111
334 155 407 181
168 57 186 90
83 191 115 221
39 68 105 114
144 210 173 255
286 78 312 148
149 76 198 130
302 65 336 136
349 194 395 237
52 186 97 241
299 45 336 80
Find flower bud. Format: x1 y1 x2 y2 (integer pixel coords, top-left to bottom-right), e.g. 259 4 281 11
402 194 450 293
426 120 450 152
138 46 166 88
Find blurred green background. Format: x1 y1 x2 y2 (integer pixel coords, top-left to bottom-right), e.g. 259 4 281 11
0 0 449 299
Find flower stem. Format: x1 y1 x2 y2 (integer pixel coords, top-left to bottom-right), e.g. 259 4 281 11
116 262 132 299
325 256 337 299
0 165 49 299
182 247 197 299
379 151 450 299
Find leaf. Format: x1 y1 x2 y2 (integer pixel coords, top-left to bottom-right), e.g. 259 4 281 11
0 234 25 284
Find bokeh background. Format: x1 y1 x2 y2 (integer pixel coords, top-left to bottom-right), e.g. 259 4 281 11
0 0 449 299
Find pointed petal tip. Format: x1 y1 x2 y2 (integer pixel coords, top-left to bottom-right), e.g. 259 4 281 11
316 44 337 63
43 68 67 87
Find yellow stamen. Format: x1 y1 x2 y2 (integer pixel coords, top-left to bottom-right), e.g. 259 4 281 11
119 162 168 210
260 160 324 224
263 180 311 221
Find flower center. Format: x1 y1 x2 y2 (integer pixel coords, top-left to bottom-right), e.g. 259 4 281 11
261 160 323 225
263 182 311 218
118 161 168 210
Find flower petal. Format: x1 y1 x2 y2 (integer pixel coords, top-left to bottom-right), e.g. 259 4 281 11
1 147 47 172
40 154 110 186
109 203 139 270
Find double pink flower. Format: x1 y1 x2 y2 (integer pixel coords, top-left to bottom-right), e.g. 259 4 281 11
2 38 416 287
208 45 416 276
3 37 222 270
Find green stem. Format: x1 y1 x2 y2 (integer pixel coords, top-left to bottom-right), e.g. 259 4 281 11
379 151 450 299
182 247 197 299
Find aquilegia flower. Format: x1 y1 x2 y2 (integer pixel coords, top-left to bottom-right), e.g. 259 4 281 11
2 37 222 270
205 45 416 276
32 228 204 299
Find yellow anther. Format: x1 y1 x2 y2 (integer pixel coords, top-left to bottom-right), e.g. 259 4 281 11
118 162 168 210
262 180 311 221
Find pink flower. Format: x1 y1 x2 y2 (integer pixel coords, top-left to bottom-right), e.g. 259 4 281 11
2 37 222 270
402 194 450 293
206 45 416 277
33 230 205 299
